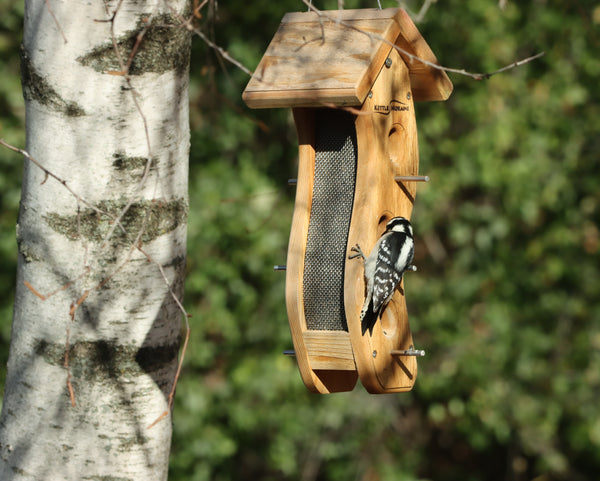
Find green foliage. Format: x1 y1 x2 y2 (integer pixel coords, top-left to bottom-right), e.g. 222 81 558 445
0 0 25 389
0 0 599 480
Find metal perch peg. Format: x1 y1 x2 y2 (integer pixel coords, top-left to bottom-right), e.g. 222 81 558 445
391 348 426 357
395 175 430 182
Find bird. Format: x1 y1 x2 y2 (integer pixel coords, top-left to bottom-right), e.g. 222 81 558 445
349 216 415 335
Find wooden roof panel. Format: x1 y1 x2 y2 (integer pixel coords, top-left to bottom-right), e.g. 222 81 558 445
243 8 452 109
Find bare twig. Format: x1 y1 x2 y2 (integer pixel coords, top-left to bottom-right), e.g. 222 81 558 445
167 5 254 77
24 267 91 302
413 0 436 23
473 52 546 80
0 139 112 219
146 321 190 429
24 281 47 300
139 242 191 429
44 0 68 44
193 0 209 18
319 102 375 116
76 203 91 268
103 14 153 76
124 19 151 74
65 328 76 406
69 290 91 321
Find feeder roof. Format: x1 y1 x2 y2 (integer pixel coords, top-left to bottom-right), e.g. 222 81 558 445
243 8 453 109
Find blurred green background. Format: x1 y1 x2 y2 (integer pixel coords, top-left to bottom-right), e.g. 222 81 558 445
1 0 599 480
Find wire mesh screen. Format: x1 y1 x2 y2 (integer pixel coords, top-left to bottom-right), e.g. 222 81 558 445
303 109 357 331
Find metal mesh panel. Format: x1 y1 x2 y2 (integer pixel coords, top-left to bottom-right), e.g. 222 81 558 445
303 109 357 331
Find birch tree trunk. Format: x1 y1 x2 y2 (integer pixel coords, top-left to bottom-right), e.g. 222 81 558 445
0 1 190 479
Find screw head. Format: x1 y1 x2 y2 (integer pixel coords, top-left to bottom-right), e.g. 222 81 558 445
372 350 377 358
407 91 411 100
385 58 392 68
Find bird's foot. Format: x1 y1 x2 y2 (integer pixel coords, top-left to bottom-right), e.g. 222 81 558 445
348 244 366 260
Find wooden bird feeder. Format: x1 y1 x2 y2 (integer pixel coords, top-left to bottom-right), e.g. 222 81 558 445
243 8 452 393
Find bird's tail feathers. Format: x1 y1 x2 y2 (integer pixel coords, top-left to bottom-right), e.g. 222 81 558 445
360 299 378 336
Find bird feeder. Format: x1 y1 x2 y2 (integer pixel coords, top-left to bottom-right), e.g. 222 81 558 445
243 8 452 393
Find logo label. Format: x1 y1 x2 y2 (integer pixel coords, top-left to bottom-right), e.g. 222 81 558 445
373 99 409 115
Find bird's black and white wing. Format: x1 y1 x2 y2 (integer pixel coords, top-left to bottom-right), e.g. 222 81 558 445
372 231 414 313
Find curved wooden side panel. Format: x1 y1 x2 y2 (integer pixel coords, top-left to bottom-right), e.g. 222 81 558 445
345 47 420 393
286 108 358 393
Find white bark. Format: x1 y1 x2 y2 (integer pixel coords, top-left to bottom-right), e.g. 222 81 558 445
0 1 190 480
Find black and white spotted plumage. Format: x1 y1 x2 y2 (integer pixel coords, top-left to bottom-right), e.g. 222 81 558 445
349 217 414 335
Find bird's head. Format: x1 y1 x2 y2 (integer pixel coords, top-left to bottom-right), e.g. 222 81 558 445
385 216 413 236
